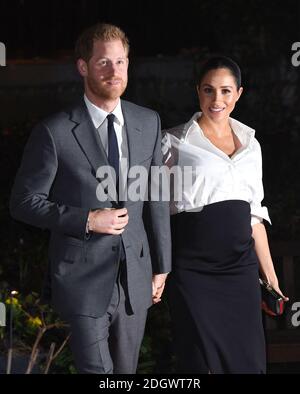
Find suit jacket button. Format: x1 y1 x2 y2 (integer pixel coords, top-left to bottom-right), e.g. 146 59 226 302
112 246 117 251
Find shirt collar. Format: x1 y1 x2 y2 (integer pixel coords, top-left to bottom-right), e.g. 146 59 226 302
84 94 124 129
228 116 255 147
183 112 255 148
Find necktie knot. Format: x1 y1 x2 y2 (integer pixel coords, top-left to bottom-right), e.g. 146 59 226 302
107 113 115 128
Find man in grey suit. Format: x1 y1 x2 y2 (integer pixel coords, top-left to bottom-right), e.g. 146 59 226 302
10 23 171 374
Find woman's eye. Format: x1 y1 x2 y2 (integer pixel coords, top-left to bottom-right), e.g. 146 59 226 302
204 88 212 93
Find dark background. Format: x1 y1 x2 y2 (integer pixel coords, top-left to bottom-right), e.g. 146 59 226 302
0 0 300 373
1 0 300 300
1 0 300 58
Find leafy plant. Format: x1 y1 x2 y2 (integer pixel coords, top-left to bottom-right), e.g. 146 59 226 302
0 289 73 374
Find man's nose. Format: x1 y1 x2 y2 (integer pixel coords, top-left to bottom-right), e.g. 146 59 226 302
107 62 118 74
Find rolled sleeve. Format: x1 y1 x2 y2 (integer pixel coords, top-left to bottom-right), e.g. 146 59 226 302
251 206 271 225
250 139 271 225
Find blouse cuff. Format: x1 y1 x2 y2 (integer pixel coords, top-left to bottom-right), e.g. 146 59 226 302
251 215 263 226
250 205 272 225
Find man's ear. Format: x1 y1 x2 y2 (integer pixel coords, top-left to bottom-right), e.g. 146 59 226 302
77 59 88 77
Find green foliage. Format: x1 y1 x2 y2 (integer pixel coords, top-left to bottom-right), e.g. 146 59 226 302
0 288 74 374
50 347 76 374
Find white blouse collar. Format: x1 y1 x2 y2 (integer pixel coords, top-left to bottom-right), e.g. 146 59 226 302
182 112 255 149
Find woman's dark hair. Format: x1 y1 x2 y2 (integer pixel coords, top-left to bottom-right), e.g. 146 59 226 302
197 56 242 89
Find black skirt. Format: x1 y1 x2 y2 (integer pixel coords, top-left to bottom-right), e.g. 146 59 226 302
167 200 266 374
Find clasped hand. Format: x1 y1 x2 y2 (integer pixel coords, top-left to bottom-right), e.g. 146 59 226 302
88 208 128 235
88 208 169 304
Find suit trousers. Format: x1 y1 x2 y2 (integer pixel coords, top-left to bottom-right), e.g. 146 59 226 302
68 261 148 374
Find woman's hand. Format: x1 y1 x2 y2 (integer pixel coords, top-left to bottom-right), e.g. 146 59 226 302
252 223 289 303
267 278 289 302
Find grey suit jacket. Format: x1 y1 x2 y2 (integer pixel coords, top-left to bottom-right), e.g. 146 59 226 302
10 99 172 318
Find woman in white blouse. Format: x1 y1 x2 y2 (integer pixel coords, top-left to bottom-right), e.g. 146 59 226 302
162 56 288 374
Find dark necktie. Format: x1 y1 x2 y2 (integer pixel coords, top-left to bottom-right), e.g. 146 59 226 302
107 114 125 258
107 113 119 181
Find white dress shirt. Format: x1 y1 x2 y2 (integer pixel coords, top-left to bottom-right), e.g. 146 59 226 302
162 112 271 225
84 95 129 194
84 94 128 159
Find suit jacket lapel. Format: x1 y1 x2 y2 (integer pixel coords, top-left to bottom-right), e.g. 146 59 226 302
122 101 148 207
70 101 117 203
70 100 149 206
70 101 108 172
122 101 144 169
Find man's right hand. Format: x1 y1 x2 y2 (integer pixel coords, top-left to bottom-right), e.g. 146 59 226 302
88 208 128 235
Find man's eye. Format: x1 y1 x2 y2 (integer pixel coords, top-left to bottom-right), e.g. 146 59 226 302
117 60 127 66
